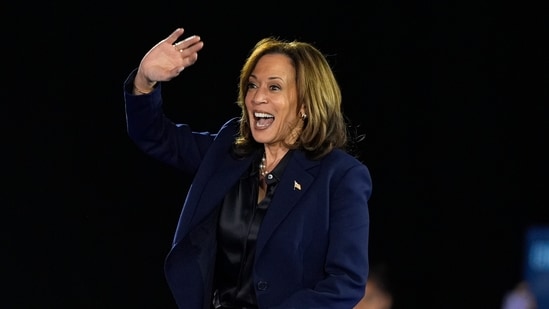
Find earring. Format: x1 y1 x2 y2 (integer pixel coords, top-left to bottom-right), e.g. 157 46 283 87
300 112 307 120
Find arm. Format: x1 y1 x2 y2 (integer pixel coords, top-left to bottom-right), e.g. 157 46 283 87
271 160 372 309
123 28 211 173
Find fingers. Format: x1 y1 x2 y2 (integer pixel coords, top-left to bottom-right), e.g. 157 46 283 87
173 49 201 75
173 35 204 70
165 28 185 45
159 28 204 76
173 35 203 52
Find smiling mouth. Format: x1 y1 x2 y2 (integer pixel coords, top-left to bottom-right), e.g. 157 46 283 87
254 112 274 128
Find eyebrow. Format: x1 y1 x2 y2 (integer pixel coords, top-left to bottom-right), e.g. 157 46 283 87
249 74 284 82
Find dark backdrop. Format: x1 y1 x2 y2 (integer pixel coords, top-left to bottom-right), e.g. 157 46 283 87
6 1 548 308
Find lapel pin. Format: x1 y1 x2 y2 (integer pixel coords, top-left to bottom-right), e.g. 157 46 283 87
294 180 302 191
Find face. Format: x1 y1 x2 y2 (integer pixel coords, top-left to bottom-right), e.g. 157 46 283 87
245 53 304 146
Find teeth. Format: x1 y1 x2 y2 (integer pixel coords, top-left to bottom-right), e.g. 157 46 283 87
255 112 274 118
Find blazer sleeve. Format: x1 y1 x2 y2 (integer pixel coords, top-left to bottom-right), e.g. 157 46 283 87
123 69 216 175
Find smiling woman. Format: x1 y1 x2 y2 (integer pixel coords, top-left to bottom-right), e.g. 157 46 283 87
123 27 372 309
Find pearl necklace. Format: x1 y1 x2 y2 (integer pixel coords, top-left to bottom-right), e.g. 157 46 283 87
259 152 268 177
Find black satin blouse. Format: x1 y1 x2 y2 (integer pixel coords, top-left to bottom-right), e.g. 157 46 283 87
213 149 293 309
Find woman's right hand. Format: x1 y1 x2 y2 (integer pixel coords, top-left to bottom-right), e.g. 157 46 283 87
133 28 204 94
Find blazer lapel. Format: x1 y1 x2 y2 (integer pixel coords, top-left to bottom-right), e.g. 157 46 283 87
190 153 254 224
255 152 319 254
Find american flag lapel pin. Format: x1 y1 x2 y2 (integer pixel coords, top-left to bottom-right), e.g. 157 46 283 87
293 180 302 191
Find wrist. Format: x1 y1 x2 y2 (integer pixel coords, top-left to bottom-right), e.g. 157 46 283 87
133 69 157 95
133 85 154 95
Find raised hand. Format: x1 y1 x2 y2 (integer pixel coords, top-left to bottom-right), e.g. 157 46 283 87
133 28 204 94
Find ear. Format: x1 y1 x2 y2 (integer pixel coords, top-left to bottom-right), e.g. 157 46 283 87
299 106 307 119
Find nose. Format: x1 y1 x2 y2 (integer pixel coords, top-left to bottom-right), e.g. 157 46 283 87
251 87 268 104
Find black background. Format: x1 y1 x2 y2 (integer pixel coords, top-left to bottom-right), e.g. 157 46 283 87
6 1 548 308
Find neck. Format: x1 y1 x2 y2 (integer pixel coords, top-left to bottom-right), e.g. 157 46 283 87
260 147 288 177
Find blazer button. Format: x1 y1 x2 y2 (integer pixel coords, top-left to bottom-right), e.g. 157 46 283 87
257 280 269 291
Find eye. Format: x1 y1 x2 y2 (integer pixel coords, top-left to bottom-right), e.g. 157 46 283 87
269 84 281 91
247 82 257 89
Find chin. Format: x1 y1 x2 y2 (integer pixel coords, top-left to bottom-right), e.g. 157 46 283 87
253 138 270 145
251 133 266 144
251 128 272 141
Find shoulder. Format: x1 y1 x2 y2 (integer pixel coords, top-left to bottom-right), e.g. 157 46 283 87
216 117 240 137
218 117 240 132
298 148 371 179
220 117 240 129
321 149 371 181
324 149 368 168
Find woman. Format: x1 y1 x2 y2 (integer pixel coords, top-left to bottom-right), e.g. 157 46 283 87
124 27 372 309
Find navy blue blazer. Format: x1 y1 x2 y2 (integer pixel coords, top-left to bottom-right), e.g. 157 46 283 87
124 72 372 309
